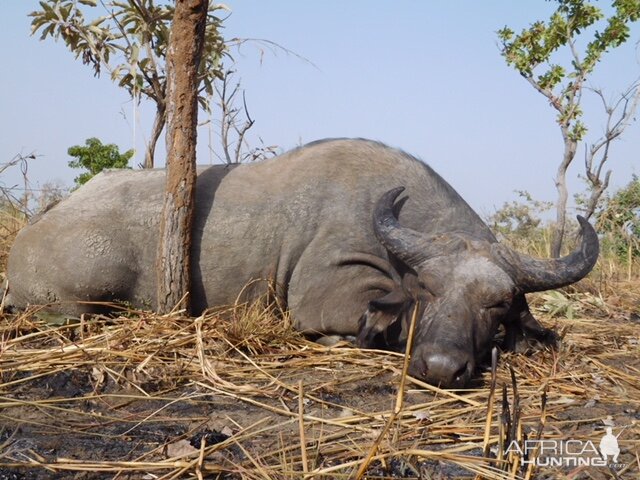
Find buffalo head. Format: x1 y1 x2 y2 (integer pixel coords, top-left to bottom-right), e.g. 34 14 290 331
357 187 599 388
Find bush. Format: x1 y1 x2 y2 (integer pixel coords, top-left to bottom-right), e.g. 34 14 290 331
594 177 640 279
68 138 133 188
488 191 553 257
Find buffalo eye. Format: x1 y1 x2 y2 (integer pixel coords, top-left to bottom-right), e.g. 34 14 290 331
416 279 437 297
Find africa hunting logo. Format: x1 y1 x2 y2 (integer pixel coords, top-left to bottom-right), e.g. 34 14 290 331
504 426 627 468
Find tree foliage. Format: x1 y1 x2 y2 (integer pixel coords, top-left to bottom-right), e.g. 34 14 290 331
30 0 228 168
596 175 640 259
489 191 554 257
498 0 640 257
67 137 133 187
490 191 553 237
498 0 639 142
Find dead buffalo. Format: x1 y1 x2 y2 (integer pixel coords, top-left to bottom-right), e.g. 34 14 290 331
7 138 599 387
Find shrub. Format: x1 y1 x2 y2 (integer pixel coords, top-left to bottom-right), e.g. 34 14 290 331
67 138 133 188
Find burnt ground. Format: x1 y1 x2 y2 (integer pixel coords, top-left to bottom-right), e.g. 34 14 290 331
0 305 638 480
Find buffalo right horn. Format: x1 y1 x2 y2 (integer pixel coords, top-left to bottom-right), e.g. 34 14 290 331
491 216 599 293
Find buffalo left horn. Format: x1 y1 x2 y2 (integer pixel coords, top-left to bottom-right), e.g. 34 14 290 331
491 216 599 293
372 187 457 266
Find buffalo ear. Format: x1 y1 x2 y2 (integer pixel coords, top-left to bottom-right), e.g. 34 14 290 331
356 289 409 349
502 295 558 353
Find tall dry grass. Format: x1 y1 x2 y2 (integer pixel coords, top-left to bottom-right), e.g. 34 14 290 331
0 295 638 478
0 196 637 478
0 203 26 277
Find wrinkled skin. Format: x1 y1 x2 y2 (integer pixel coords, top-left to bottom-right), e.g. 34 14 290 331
356 239 559 387
7 139 599 388
357 186 597 387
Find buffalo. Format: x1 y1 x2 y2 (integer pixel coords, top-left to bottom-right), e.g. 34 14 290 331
7 139 599 387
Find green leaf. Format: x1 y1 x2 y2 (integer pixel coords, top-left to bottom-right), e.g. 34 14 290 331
130 42 139 64
110 64 124 81
30 0 229 167
67 137 132 187
39 23 56 40
40 1 54 15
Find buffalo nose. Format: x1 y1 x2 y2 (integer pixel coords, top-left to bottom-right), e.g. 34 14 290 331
410 347 473 388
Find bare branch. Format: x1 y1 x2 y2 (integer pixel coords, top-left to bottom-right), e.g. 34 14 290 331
212 69 261 164
0 153 39 217
233 90 255 163
581 80 640 219
523 74 560 109
216 72 233 164
228 37 319 70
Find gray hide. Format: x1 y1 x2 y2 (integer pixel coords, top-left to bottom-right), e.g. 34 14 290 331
7 139 598 387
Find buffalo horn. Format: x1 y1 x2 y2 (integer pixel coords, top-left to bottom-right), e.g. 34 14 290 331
491 216 599 293
372 187 444 266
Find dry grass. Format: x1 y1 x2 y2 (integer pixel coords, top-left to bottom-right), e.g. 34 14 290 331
0 290 637 479
0 205 25 276
0 207 638 478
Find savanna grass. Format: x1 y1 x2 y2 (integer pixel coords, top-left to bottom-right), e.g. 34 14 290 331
0 289 637 479
0 209 637 478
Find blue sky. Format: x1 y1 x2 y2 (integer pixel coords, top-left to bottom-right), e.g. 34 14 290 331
1 1 638 217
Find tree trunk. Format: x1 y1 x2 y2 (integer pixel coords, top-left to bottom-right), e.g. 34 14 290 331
144 104 166 169
582 170 610 221
550 131 577 258
156 0 208 314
